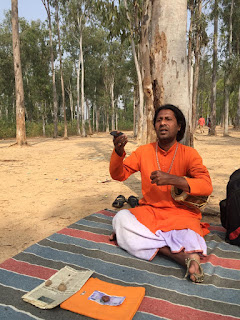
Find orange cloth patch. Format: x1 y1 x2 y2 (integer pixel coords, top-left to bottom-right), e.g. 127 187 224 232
60 277 145 320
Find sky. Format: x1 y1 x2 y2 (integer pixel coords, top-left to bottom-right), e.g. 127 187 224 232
0 0 47 23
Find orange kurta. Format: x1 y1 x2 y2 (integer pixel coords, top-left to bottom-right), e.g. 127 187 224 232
109 142 213 237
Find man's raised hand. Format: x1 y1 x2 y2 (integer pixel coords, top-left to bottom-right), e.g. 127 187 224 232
112 131 128 156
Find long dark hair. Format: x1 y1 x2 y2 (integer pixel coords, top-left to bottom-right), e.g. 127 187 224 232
153 104 186 141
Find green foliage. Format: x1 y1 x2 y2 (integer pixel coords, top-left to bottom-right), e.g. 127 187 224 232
24 121 79 138
0 120 16 139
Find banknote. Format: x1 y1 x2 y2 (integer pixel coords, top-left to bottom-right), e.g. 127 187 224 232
88 290 125 306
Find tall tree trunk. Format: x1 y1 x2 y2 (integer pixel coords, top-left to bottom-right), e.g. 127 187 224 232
123 0 144 143
86 100 92 135
106 110 109 132
188 0 194 102
115 111 118 130
140 0 154 145
224 0 233 136
42 0 58 138
236 84 240 128
67 82 74 123
79 26 86 137
209 0 218 136
110 80 115 130
93 103 95 132
144 0 191 145
56 0 68 139
77 51 81 135
133 91 137 137
96 108 99 133
192 0 202 132
11 0 27 145
224 77 230 136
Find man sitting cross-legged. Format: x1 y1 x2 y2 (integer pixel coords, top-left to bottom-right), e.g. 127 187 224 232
109 104 213 283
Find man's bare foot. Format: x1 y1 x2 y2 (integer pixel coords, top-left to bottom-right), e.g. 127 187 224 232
109 232 116 241
158 246 204 283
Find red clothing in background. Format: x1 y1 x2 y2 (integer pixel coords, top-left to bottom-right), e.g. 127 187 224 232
198 117 205 126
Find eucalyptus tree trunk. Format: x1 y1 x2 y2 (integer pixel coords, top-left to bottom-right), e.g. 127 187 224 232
106 110 109 132
93 103 95 132
41 101 46 136
56 0 68 139
133 92 137 137
86 100 92 135
110 80 115 131
224 79 230 135
143 0 191 145
224 0 233 136
192 0 202 132
11 0 27 145
42 0 58 138
115 112 118 130
76 55 81 135
96 109 99 133
140 0 154 144
236 85 240 128
67 82 74 123
123 0 144 143
209 0 219 136
187 0 194 106
42 101 46 137
79 27 86 137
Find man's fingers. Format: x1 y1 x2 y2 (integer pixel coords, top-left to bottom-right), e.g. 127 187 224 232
115 135 127 147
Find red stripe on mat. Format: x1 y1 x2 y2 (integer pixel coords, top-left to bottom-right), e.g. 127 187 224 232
139 296 237 320
0 258 56 279
96 209 116 217
58 228 116 245
202 254 240 270
208 225 226 232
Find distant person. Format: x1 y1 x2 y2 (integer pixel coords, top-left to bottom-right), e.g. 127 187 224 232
207 118 212 134
109 104 213 283
198 116 205 133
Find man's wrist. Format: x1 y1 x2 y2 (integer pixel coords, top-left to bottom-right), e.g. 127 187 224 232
115 148 123 157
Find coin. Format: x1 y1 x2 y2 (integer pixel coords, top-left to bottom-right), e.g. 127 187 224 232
101 295 110 302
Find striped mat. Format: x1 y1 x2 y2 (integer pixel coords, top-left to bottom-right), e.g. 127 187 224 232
0 209 240 320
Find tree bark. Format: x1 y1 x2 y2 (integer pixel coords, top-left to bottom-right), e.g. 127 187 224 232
140 0 154 144
110 80 115 131
96 109 99 133
145 0 191 145
209 0 218 136
11 0 27 145
187 0 194 102
133 91 137 137
56 0 68 139
123 0 144 143
224 0 233 136
77 51 81 135
79 26 86 137
67 82 74 123
236 84 240 128
86 99 92 135
192 0 202 132
42 0 58 138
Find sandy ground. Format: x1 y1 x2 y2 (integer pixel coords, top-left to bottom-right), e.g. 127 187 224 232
0 126 239 264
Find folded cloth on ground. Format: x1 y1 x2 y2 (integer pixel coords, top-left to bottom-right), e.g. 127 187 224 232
60 277 145 320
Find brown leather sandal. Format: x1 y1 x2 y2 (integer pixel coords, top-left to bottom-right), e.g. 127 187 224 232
184 258 204 283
